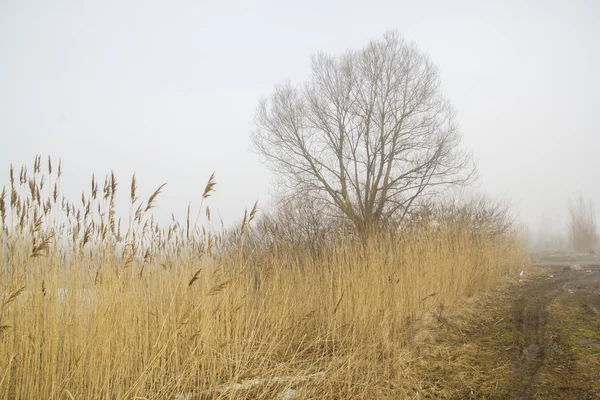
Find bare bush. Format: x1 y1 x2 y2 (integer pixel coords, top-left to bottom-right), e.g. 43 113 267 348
222 193 342 265
397 193 515 242
567 195 597 253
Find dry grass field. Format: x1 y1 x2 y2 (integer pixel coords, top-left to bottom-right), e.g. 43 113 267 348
0 157 527 399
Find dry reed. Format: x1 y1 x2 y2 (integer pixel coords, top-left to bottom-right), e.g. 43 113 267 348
0 156 527 399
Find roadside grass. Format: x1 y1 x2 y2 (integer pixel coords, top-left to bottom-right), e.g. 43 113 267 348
406 267 600 399
538 292 600 397
405 275 524 399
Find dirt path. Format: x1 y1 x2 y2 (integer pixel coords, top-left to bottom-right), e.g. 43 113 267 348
507 281 558 399
412 254 600 399
504 267 599 399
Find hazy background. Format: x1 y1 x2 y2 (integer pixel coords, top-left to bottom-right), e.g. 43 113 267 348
1 0 598 241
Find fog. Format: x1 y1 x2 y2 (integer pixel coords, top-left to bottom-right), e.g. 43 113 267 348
1 0 598 242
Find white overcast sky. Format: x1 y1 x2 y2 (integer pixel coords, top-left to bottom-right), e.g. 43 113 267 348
1 0 598 235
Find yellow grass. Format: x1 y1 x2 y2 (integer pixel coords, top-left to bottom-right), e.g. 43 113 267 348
0 157 527 399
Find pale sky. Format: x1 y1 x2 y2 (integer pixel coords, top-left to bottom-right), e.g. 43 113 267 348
1 0 598 235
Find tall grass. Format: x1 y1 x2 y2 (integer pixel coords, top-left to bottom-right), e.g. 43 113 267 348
0 157 526 399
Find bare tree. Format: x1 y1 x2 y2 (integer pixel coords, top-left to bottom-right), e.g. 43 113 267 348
252 31 476 235
567 195 597 253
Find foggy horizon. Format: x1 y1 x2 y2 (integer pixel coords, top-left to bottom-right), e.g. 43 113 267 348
1 0 599 243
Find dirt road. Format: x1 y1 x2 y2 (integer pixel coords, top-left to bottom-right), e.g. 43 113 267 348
413 253 600 399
